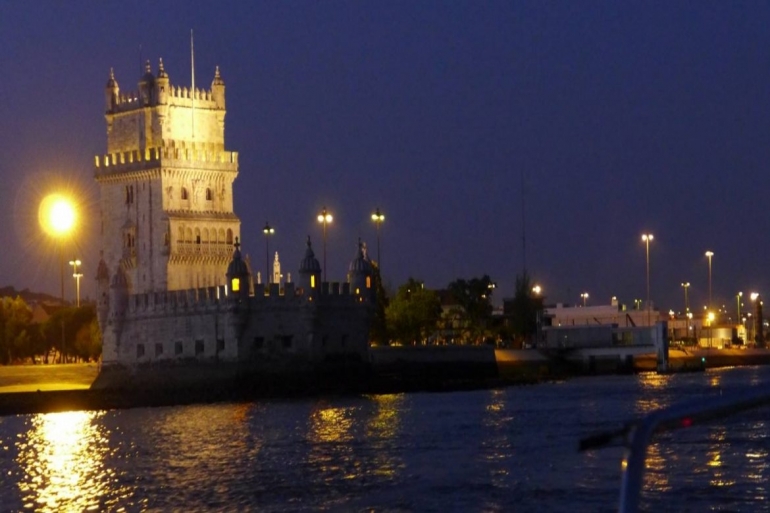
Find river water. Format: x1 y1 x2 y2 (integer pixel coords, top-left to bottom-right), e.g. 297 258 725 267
0 366 768 512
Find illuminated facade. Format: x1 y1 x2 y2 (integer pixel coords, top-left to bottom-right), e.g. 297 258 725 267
92 60 375 374
95 60 239 295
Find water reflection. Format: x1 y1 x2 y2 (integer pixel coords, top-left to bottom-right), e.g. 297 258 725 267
635 372 673 414
481 389 513 475
365 394 405 480
16 411 114 512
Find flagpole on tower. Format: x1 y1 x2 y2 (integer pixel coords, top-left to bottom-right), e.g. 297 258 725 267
191 29 196 141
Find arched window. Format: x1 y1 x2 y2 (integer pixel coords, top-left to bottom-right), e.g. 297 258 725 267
181 187 189 200
185 228 193 243
195 228 201 244
206 188 212 201
177 227 184 243
226 229 233 245
202 228 209 244
218 229 225 244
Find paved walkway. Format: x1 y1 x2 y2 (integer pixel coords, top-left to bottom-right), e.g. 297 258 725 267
0 363 99 393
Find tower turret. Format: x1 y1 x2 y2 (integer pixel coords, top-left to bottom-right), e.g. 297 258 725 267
298 236 321 296
226 237 251 301
105 68 119 112
211 66 225 109
347 239 373 301
138 60 155 106
155 58 169 105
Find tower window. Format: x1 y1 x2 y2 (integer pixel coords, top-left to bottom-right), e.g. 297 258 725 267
181 187 189 200
206 188 212 201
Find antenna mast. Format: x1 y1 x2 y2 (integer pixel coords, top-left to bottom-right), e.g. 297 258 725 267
191 29 196 142
521 168 527 273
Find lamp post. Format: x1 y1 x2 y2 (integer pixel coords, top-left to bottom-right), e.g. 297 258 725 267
681 282 690 341
317 207 333 282
263 222 274 284
736 291 743 324
39 193 77 364
69 259 82 307
581 292 589 307
751 292 764 348
642 233 654 326
371 207 385 270
705 251 714 309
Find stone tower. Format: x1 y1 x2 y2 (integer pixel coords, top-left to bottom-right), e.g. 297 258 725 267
94 59 240 295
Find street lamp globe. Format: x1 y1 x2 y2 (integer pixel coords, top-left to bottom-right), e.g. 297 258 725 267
39 193 77 238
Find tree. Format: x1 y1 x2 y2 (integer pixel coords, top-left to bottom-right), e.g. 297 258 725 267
0 296 34 364
508 271 543 344
385 278 442 345
41 304 99 363
447 275 495 343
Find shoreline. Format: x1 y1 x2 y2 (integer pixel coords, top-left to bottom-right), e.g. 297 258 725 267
0 349 768 416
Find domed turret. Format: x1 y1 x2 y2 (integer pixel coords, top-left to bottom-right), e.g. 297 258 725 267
347 239 373 299
105 68 119 111
156 58 169 105
298 236 321 294
226 237 251 300
138 60 155 105
211 66 225 109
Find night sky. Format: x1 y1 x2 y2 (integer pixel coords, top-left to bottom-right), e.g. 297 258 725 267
2 1 770 314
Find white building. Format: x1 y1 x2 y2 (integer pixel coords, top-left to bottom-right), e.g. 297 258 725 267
93 60 375 376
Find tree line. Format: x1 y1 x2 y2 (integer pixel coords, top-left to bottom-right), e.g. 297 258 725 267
371 270 543 347
0 297 101 365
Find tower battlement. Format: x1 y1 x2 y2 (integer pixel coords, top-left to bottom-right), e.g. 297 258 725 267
94 146 238 177
109 85 221 114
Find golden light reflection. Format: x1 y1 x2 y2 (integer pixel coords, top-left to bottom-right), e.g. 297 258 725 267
16 411 112 512
635 373 673 414
480 389 513 489
365 394 403 441
365 394 405 479
309 405 354 444
306 403 358 481
643 442 672 493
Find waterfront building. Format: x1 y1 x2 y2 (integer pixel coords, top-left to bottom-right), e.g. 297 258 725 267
93 60 375 376
545 297 661 328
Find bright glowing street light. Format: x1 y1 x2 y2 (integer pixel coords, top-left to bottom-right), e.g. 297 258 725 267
641 233 654 326
263 222 275 284
39 193 77 364
532 285 542 295
581 292 589 307
737 291 743 322
317 207 333 282
69 258 82 307
371 207 385 271
705 251 714 308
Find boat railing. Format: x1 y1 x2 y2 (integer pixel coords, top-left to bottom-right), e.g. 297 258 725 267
579 387 770 513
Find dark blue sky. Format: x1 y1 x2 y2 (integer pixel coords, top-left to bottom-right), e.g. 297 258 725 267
2 1 770 313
